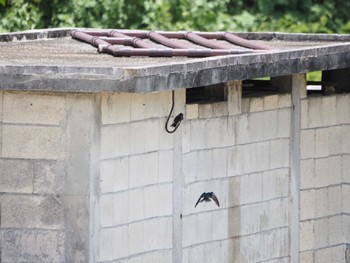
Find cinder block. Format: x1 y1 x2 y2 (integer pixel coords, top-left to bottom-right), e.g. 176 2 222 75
204 241 224 263
182 151 198 185
276 168 289 198
182 214 197 247
199 103 213 118
342 155 350 183
1 195 64 229
321 95 337 126
262 170 277 201
300 251 314 263
189 245 205 263
3 92 65 125
241 143 257 174
255 141 270 172
236 114 249 144
300 189 315 220
212 148 227 179
144 118 160 152
249 112 265 142
315 128 329 158
129 121 146 155
112 225 129 259
343 215 350 243
101 93 131 125
101 124 130 159
129 152 158 188
249 97 264 112
328 126 343 156
128 188 145 222
0 159 34 193
211 210 229 240
270 139 289 169
2 125 65 160
33 161 65 194
328 215 342 246
268 197 289 229
196 211 213 243
278 93 292 108
157 183 173 216
277 108 291 138
314 159 329 188
99 228 114 261
263 110 278 140
158 151 173 183
143 185 159 218
205 118 221 148
212 102 229 117
299 220 314 251
308 97 323 128
314 218 328 249
315 188 328 218
144 92 163 119
130 93 147 121
227 146 242 176
186 103 199 120
220 117 235 147
182 122 191 153
300 129 315 160
342 125 350 154
240 203 262 235
100 194 114 227
190 119 206 150
197 150 213 180
156 90 173 118
112 192 129 226
342 184 350 213
336 94 350 125
300 159 315 190
128 221 145 255
241 98 250 113
240 173 263 204
1 229 64 263
315 245 347 263
301 99 308 129
328 185 342 215
156 217 172 249
100 157 129 194
264 95 279 110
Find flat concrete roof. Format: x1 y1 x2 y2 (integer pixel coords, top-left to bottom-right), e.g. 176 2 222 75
0 28 350 93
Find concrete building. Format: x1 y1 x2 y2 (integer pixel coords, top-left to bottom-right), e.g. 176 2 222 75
0 28 349 262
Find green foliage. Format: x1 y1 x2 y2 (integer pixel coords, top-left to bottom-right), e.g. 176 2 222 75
0 0 349 33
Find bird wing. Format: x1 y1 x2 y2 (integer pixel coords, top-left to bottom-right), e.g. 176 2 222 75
195 193 205 207
210 193 220 207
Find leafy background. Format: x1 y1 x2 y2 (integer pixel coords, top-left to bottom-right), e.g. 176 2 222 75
1 0 350 33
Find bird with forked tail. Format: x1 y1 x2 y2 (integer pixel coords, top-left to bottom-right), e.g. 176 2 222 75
195 192 220 208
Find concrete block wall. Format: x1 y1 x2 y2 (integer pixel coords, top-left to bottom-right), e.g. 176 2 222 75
182 88 292 263
99 91 175 262
299 93 350 262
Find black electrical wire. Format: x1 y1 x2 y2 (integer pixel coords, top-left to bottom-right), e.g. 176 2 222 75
165 90 182 133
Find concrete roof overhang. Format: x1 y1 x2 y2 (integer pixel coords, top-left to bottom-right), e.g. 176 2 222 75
0 28 350 93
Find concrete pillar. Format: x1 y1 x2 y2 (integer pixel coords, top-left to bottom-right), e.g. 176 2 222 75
172 88 186 263
64 94 101 262
276 74 306 263
322 67 350 93
226 80 242 115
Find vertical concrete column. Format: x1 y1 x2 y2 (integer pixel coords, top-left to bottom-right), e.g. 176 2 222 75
172 88 186 263
274 74 306 263
64 94 101 262
226 80 242 115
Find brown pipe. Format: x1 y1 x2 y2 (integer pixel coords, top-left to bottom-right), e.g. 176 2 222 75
70 29 110 47
223 32 273 50
184 32 233 49
109 30 153 48
147 31 190 49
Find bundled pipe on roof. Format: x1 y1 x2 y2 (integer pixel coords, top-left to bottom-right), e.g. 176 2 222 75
72 29 257 57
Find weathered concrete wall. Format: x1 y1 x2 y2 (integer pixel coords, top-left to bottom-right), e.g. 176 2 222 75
0 91 100 262
99 91 175 262
299 93 350 263
181 84 292 263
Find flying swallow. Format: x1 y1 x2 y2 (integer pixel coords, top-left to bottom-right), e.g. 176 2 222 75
171 113 183 128
195 192 220 208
